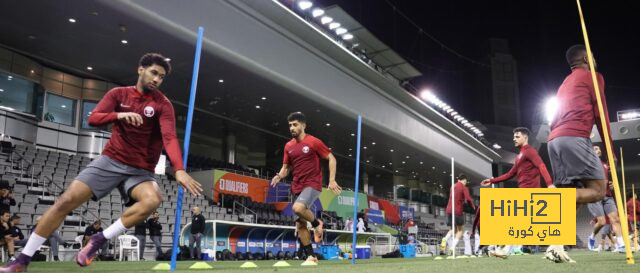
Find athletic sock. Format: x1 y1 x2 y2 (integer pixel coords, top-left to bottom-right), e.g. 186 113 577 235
103 218 128 240
451 239 459 250
617 236 625 248
21 233 47 257
303 244 315 257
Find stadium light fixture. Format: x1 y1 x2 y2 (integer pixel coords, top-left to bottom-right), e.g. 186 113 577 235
297 0 313 10
335 28 347 35
342 33 354 40
311 8 324 17
320 16 333 24
328 22 341 30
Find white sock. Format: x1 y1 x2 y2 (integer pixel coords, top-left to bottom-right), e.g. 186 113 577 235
451 239 459 249
22 233 48 257
617 236 624 248
589 233 595 238
103 218 127 240
444 233 452 241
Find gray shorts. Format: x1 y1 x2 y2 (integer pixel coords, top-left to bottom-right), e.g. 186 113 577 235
293 187 321 210
587 196 617 217
547 136 604 186
75 155 156 206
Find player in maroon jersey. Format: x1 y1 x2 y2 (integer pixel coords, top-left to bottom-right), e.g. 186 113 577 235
1 53 202 272
271 112 341 264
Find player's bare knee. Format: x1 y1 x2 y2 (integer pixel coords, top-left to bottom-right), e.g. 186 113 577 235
54 192 79 212
292 203 306 214
608 214 619 223
139 192 162 213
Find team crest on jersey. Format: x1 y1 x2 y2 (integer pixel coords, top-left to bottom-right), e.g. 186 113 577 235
143 106 155 117
302 146 310 154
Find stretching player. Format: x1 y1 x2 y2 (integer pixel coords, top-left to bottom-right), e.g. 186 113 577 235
480 127 554 258
545 44 614 263
1 53 202 272
587 145 625 252
271 112 342 264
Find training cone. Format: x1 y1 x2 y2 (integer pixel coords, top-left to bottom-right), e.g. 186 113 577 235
152 263 171 271
446 256 455 260
273 261 291 267
189 262 213 269
434 256 444 260
301 260 318 266
240 262 258 268
457 255 469 259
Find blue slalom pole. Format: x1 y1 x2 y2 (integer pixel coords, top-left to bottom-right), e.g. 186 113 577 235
351 115 362 265
170 26 204 272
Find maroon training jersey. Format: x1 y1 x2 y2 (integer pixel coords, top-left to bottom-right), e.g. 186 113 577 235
88 86 184 172
446 181 475 216
283 134 331 194
548 68 613 150
490 144 552 188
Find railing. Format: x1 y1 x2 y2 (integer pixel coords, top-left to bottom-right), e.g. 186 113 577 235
320 211 340 230
232 200 257 224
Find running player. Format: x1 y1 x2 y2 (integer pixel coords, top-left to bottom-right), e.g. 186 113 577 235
271 112 342 264
1 53 203 272
480 127 554 258
545 44 614 263
587 145 625 252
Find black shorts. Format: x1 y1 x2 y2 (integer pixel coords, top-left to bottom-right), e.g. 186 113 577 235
446 214 464 226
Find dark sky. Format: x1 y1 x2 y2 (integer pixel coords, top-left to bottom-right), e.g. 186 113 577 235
317 0 640 128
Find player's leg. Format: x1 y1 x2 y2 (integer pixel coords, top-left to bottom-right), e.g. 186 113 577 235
291 187 323 243
0 180 93 272
587 200 606 250
450 221 464 255
577 180 605 204
608 213 625 252
296 219 316 262
77 171 160 267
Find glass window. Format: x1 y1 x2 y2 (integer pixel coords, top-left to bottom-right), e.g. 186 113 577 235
81 100 98 129
0 71 44 116
45 93 76 127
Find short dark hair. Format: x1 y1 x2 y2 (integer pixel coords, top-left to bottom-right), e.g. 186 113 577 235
566 44 586 67
139 53 172 74
513 127 530 137
0 210 9 216
287 112 306 123
457 174 468 181
10 215 20 221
